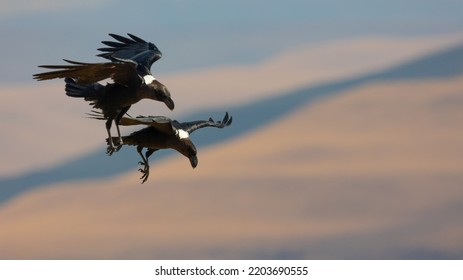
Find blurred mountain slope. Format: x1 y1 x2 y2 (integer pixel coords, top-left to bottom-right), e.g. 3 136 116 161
1 40 463 204
1 74 462 259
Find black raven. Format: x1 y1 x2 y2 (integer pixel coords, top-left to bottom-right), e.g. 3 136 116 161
96 112 232 183
33 34 174 153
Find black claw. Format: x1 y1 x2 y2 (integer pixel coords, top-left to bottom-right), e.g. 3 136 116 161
137 162 150 183
106 146 115 156
106 143 122 156
139 170 149 184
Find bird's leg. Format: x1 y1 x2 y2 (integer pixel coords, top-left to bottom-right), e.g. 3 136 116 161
137 148 157 183
145 149 156 159
113 122 123 153
105 118 116 155
115 123 123 145
137 146 150 183
115 106 131 148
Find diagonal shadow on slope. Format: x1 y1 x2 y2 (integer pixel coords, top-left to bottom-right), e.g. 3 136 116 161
1 44 463 205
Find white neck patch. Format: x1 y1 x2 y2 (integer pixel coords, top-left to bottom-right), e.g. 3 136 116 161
176 129 190 139
143 75 156 85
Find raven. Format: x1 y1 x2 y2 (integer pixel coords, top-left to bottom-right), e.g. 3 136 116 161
33 34 174 153
95 112 232 183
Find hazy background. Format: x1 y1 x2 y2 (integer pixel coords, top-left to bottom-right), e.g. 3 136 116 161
1 0 463 259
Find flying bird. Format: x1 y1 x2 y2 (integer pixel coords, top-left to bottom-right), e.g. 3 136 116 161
33 34 174 153
92 112 233 183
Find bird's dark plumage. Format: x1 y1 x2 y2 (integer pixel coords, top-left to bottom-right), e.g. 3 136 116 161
100 112 233 183
33 59 140 86
97 33 162 70
33 34 174 153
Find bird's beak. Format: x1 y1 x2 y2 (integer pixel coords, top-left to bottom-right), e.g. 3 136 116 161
189 155 198 168
164 96 175 111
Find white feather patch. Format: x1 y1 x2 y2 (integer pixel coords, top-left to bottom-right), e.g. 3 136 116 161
176 129 189 139
143 75 156 84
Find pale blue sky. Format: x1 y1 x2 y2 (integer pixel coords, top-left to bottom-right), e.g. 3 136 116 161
1 0 462 84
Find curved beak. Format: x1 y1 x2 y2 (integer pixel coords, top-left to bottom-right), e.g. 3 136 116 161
189 155 198 168
164 96 175 111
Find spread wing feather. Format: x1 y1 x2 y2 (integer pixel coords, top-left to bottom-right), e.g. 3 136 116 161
119 115 175 135
97 33 162 70
176 112 233 134
33 59 141 86
88 110 232 136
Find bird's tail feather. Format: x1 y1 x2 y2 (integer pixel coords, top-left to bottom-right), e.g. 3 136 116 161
64 78 87 98
65 78 100 99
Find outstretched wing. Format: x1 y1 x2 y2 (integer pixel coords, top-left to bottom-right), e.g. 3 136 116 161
33 59 141 86
119 114 176 135
87 110 176 135
89 110 232 138
175 112 233 135
97 33 162 70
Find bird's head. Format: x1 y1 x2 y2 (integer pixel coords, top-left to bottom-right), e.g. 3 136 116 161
145 77 175 110
189 151 198 168
179 140 198 168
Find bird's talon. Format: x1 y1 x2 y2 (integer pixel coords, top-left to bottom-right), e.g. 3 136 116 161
137 164 150 183
106 146 115 156
140 172 149 184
